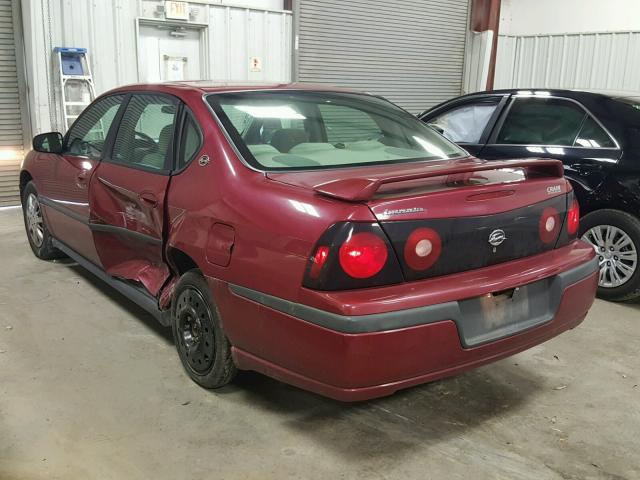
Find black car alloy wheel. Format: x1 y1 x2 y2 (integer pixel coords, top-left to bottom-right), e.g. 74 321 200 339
580 209 640 302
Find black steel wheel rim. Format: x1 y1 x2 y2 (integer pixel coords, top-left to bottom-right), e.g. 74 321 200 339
176 287 215 374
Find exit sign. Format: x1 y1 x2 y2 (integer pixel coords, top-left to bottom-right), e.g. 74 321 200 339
165 1 189 20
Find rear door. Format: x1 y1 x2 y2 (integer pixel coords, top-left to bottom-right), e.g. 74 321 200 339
479 95 622 204
420 94 508 156
88 93 179 296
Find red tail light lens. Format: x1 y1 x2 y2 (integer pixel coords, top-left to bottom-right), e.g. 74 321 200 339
339 232 388 279
309 246 329 279
539 207 561 244
404 227 442 271
567 199 580 235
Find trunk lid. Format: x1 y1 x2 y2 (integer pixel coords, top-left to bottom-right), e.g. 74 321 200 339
268 157 571 281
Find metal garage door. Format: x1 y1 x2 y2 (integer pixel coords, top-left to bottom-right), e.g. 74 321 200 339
0 0 25 207
295 0 470 114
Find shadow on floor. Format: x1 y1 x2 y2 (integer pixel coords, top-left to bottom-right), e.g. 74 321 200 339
63 263 173 344
219 360 543 461
59 256 544 462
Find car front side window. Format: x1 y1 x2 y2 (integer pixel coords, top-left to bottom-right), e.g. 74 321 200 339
429 97 501 144
110 94 179 171
65 95 125 158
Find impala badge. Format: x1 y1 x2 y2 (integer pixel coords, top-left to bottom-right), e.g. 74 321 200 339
488 229 506 251
198 155 210 167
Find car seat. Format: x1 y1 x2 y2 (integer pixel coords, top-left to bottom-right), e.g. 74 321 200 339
141 124 173 169
270 128 309 153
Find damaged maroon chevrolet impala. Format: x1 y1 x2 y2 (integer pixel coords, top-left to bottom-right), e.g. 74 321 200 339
20 83 597 401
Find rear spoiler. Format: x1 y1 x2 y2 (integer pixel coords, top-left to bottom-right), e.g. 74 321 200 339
313 158 564 202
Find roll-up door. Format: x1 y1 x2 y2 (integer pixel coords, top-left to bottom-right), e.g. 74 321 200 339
0 0 26 207
295 0 470 114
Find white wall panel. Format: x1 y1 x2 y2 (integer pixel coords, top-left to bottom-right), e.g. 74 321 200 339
209 5 291 82
463 30 492 94
495 32 640 92
22 0 292 135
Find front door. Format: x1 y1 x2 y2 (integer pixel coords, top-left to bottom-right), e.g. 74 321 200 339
421 95 507 157
38 94 125 264
89 93 179 296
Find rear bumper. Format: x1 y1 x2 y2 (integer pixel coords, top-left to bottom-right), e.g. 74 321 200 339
213 241 598 402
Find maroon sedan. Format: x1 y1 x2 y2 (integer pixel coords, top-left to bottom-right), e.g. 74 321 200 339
20 83 597 401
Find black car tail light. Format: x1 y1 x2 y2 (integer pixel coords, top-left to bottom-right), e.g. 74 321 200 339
303 222 403 291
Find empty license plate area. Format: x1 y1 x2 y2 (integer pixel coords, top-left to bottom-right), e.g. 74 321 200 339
457 277 555 347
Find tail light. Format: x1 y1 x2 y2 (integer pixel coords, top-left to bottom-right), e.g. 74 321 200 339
309 246 329 279
567 199 580 235
555 191 580 248
404 227 442 271
339 232 388 278
539 207 560 244
303 222 403 291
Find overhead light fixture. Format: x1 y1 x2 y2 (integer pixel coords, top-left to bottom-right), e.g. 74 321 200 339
234 105 306 119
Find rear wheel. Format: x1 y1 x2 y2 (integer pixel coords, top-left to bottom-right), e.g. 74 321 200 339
580 209 640 302
171 270 236 388
22 181 64 260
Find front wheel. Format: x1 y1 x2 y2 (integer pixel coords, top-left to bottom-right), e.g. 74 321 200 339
171 270 237 389
580 209 640 302
21 181 64 260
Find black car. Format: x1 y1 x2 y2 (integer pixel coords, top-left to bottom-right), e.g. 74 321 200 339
420 89 640 302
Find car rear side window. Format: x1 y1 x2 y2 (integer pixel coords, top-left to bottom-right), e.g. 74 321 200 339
428 97 501 144
66 95 125 158
574 115 616 148
177 112 202 169
111 94 178 171
496 97 586 146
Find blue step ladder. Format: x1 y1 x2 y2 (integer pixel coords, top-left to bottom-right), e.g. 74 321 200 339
54 47 96 131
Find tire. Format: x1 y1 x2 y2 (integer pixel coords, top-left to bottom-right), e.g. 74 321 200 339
171 270 237 388
21 181 64 260
580 209 640 302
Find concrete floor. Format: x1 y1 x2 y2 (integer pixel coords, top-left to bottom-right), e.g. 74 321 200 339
0 207 638 480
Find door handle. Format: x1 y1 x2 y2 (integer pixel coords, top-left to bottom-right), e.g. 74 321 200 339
139 192 158 208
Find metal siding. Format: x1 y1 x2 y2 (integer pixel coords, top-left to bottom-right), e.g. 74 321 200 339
25 1 292 136
0 0 24 206
296 0 470 114
208 5 292 82
495 31 640 91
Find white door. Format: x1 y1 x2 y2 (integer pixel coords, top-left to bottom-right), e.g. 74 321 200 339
138 24 204 82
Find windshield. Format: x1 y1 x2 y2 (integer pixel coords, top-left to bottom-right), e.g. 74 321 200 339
206 91 466 171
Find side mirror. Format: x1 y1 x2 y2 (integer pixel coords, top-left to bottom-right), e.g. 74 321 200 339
33 132 64 154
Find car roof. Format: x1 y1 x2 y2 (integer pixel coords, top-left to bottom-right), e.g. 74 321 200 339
464 88 640 101
107 81 358 95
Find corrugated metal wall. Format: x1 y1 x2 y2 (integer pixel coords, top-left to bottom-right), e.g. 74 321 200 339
295 0 470 114
22 0 292 135
0 0 27 207
495 31 640 91
209 5 292 83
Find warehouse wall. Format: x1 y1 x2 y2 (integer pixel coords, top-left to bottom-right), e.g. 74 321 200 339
493 0 640 91
295 0 471 114
500 0 640 36
21 0 292 135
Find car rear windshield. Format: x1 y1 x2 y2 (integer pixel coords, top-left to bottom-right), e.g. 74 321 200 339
206 91 466 171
